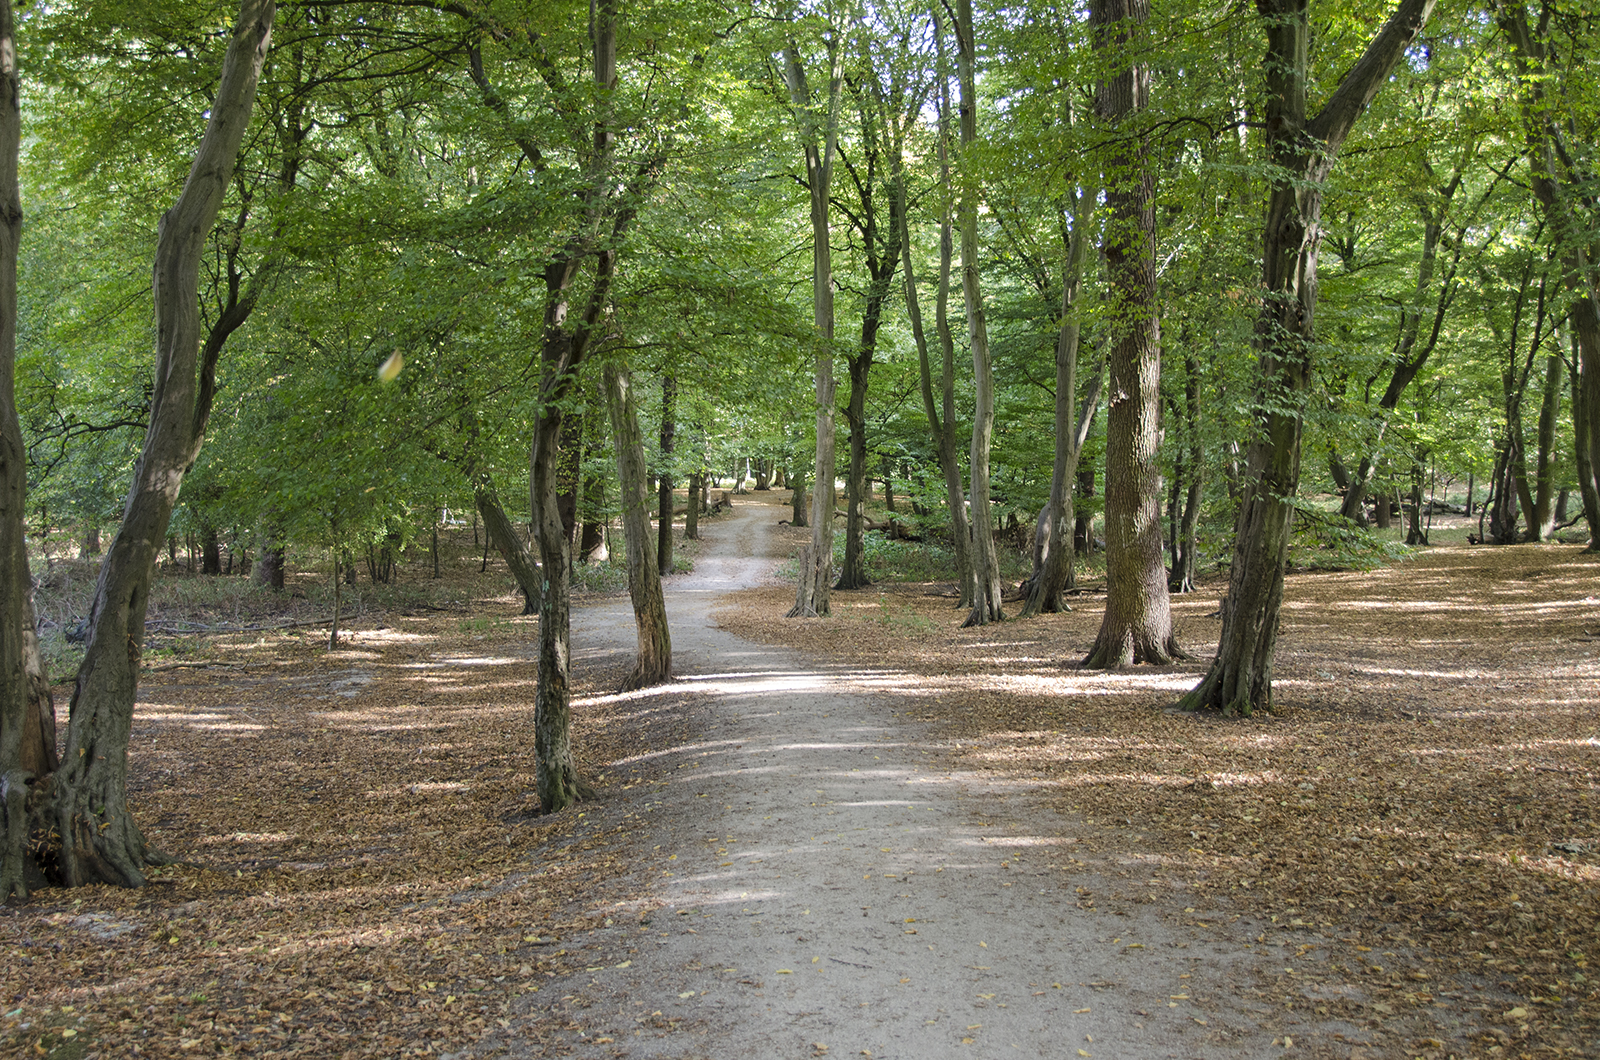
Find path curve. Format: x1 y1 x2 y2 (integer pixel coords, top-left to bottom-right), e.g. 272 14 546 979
495 495 1320 1059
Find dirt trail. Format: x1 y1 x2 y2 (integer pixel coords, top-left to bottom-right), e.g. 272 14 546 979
485 494 1346 1059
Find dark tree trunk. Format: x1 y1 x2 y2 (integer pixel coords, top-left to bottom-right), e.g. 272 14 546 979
1169 352 1204 594
475 478 541 614
556 411 581 548
603 361 671 690
1083 0 1183 667
1075 465 1095 555
657 374 675 577
1571 353 1600 541
789 465 808 527
200 525 222 575
45 0 275 889
578 396 607 562
80 525 101 558
1179 0 1434 716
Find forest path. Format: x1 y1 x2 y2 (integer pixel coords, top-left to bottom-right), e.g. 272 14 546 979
489 493 1328 1059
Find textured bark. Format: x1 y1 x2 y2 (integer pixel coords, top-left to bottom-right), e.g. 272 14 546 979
1169 352 1204 594
43 0 275 888
789 464 808 527
1082 0 1183 667
0 0 39 899
1180 0 1434 715
684 470 701 541
603 360 671 691
1571 351 1600 542
474 478 540 614
783 22 843 618
952 0 1003 627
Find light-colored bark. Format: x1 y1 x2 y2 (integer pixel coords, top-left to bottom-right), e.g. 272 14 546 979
952 0 1002 627
48 0 275 888
783 17 845 618
603 360 672 691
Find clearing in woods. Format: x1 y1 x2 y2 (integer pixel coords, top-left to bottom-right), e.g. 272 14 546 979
2 489 1597 1059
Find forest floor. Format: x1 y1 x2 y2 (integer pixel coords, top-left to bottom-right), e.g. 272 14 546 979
1 491 1597 1059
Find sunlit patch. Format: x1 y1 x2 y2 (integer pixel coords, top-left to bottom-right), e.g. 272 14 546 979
195 832 293 845
368 782 470 796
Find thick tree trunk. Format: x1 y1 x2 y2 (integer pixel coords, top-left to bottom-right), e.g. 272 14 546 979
1570 351 1600 543
603 361 671 690
783 25 843 618
1083 0 1183 667
789 465 808 527
474 478 541 614
1179 0 1434 715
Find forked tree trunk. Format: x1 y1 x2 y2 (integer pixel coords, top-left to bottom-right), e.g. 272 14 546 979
474 477 541 614
783 23 843 618
35 1 275 891
1179 0 1434 716
603 360 671 690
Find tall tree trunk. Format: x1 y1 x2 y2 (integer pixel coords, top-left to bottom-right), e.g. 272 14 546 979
527 0 628 813
0 0 51 901
783 20 844 618
475 477 541 614
1083 0 1183 667
1179 0 1435 716
898 67 971 607
789 462 809 527
603 360 672 691
1169 351 1204 594
1571 349 1600 543
41 0 275 889
1531 346 1562 540
952 0 1003 627
657 374 675 576
1021 179 1098 617
577 391 607 561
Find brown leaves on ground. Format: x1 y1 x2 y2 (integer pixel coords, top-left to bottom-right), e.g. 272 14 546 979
2 562 676 1059
719 543 1600 1059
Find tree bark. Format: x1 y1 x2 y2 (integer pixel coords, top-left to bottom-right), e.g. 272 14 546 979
657 374 675 576
685 469 701 540
1021 180 1098 617
1179 0 1435 715
603 360 672 691
475 477 541 614
952 0 1003 627
1169 351 1204 594
1082 0 1184 667
1531 347 1562 540
783 18 844 618
38 0 276 889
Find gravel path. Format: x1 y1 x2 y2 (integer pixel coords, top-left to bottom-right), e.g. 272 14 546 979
489 495 1335 1059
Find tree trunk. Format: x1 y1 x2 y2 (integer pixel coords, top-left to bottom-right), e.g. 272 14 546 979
657 374 675 576
1083 0 1183 667
603 360 672 690
578 394 607 562
1531 348 1563 540
1021 178 1097 618
1571 349 1600 542
684 469 701 540
1179 0 1434 716
200 525 222 575
789 464 808 527
1170 352 1204 594
783 22 844 619
475 478 541 614
952 0 1003 627
44 0 275 888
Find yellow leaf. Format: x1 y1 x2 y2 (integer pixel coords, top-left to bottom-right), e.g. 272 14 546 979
377 351 404 383
777 970 793 975
1505 1007 1528 1019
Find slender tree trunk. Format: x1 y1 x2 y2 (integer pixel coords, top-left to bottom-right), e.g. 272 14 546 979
40 0 276 888
1021 180 1097 617
603 361 672 690
783 22 844 618
475 478 541 614
1170 352 1204 594
657 374 675 576
952 0 1002 627
1083 0 1183 667
789 463 809 527
1570 346 1600 544
1532 347 1561 540
1179 0 1434 715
